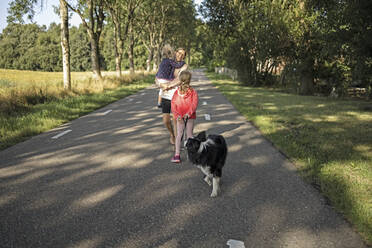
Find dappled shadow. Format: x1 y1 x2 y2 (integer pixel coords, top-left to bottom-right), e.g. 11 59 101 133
0 71 367 247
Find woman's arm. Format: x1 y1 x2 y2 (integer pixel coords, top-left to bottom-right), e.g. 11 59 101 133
163 64 189 90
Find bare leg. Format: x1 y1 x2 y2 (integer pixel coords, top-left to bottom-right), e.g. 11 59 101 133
175 119 185 155
172 114 177 144
181 119 194 147
185 119 194 140
163 113 175 144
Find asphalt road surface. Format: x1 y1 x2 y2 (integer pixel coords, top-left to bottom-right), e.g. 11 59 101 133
0 70 367 248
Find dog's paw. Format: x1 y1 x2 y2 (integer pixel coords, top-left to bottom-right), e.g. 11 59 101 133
203 176 212 186
210 191 218 197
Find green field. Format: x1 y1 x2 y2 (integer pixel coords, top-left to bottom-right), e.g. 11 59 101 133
208 73 372 245
0 69 154 150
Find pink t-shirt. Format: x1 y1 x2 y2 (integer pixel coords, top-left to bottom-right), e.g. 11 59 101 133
171 88 198 119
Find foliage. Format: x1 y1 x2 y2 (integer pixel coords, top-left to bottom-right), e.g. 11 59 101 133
1 0 370 93
200 0 372 96
69 25 92 71
1 0 201 73
0 23 42 70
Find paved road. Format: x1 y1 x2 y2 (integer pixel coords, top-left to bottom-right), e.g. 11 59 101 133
0 70 367 248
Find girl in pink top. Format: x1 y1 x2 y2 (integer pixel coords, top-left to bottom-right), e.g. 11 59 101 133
171 71 198 163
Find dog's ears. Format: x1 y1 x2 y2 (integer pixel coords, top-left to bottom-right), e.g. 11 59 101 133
196 131 207 141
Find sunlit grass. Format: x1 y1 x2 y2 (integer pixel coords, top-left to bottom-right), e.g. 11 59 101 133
0 69 154 150
0 69 118 85
208 72 372 245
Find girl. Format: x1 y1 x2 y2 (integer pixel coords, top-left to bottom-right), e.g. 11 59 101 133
170 71 198 163
155 44 186 108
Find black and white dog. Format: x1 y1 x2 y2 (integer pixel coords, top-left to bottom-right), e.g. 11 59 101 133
185 131 228 197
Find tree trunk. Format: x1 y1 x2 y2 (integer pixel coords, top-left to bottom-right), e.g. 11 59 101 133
62 0 104 81
115 54 122 77
153 53 158 71
128 22 134 73
146 47 153 72
299 57 315 95
153 45 160 71
87 0 103 81
60 0 71 90
90 34 102 80
113 24 123 77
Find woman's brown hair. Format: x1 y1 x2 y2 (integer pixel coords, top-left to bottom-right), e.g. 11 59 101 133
176 47 187 58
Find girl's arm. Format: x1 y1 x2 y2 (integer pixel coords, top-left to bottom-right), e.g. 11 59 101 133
171 92 182 118
170 60 185 69
187 89 198 117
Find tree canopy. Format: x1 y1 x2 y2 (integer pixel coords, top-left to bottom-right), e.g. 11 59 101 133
0 0 371 97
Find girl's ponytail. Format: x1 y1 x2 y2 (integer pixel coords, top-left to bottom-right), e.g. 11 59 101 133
179 71 192 93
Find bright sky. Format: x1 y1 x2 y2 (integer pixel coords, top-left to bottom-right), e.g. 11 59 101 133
0 0 203 33
0 0 79 33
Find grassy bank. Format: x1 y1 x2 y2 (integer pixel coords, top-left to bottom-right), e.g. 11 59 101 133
208 73 372 245
0 70 154 150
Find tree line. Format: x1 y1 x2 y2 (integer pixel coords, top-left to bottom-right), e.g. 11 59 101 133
0 22 156 72
2 0 200 89
199 0 372 96
1 0 371 97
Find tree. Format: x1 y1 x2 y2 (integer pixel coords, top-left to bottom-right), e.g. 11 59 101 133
105 0 143 76
69 25 91 71
136 0 197 71
60 0 71 89
64 0 105 80
0 23 41 70
7 0 72 89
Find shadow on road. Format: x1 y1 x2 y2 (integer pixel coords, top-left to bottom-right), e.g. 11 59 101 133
0 71 366 247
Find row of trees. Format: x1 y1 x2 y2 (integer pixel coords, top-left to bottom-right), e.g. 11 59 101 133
1 0 371 97
199 0 372 96
0 23 86 72
3 0 200 89
0 22 154 72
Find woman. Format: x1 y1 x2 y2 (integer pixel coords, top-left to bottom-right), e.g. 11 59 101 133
158 47 188 145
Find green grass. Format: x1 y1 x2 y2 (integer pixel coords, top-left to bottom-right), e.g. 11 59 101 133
0 74 153 150
207 73 372 245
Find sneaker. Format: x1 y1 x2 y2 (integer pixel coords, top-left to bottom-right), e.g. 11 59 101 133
157 103 162 108
171 155 181 163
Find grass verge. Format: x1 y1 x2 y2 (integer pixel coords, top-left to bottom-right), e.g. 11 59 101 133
207 73 372 245
0 74 153 150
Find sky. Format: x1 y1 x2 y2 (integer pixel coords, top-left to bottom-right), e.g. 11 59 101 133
0 0 77 33
0 0 202 33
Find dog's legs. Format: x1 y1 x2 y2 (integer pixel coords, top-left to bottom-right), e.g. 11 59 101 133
199 166 212 186
203 176 212 186
210 177 221 197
